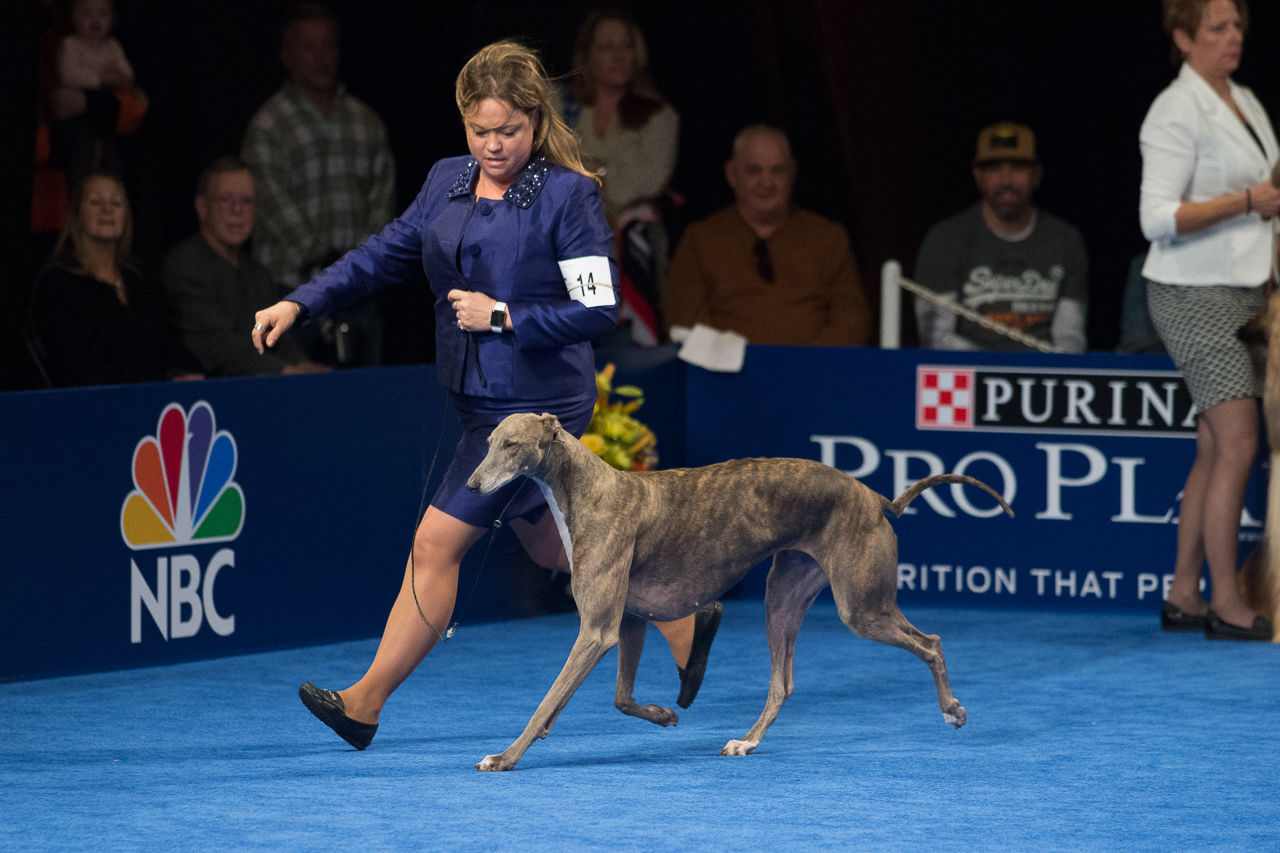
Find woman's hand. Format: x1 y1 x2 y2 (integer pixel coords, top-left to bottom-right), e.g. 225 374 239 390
1249 177 1280 220
251 301 302 354
448 289 505 332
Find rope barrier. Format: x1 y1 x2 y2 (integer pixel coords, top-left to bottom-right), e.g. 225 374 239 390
880 260 1056 353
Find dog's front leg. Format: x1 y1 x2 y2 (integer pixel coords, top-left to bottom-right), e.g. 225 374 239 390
476 551 630 771
475 626 618 771
614 612 678 727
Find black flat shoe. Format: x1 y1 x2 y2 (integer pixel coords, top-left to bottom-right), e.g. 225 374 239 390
299 682 378 749
1161 601 1208 632
1204 610 1274 642
676 601 723 709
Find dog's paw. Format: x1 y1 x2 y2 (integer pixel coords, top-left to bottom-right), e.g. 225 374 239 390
943 703 967 729
720 738 758 756
639 704 678 727
475 754 515 772
616 700 679 727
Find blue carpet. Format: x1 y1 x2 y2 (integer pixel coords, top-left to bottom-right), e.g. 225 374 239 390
4 602 1279 850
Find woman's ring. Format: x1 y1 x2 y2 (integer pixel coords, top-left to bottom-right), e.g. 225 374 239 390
253 323 265 331
458 320 465 330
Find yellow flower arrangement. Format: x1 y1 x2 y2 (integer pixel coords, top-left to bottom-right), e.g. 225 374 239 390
582 363 657 471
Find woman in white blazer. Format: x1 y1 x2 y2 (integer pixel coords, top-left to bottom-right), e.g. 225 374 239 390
1139 0 1278 640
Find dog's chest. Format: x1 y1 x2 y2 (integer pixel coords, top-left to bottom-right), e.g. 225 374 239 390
533 479 574 571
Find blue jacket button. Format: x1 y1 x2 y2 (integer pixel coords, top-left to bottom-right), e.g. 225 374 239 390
478 202 492 215
468 244 481 256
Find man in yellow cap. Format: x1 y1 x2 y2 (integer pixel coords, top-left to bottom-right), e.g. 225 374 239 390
913 121 1088 352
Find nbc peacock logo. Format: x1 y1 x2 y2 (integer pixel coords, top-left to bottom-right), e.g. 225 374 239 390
121 401 244 550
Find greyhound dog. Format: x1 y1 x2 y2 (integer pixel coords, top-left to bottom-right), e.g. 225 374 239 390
465 412 1013 771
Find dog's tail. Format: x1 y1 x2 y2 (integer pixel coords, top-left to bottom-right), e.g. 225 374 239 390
886 474 1013 518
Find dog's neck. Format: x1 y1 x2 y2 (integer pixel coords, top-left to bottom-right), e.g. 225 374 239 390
529 432 622 573
535 430 619 503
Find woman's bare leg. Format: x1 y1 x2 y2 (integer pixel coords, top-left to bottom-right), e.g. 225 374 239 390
1167 418 1211 615
1197 398 1263 627
337 507 486 724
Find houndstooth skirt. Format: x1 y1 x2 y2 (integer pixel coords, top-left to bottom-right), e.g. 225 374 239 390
1145 280 1265 413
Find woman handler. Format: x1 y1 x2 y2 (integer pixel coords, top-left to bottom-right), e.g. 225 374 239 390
252 41 719 748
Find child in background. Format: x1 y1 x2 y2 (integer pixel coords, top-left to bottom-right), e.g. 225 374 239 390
48 0 146 183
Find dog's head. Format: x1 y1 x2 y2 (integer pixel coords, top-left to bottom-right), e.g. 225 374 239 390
466 412 562 495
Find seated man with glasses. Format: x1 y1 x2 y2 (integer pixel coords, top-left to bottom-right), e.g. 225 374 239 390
162 157 329 376
662 124 871 346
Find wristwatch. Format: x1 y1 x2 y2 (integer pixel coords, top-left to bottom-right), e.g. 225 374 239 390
490 301 507 334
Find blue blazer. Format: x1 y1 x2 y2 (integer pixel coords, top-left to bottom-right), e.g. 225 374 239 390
287 155 619 398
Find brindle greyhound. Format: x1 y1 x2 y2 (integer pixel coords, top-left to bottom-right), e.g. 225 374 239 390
465 412 1013 771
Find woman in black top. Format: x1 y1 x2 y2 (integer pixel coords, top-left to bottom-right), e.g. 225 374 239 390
31 172 202 387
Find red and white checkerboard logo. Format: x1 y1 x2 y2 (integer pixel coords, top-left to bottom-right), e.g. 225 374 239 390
917 367 974 430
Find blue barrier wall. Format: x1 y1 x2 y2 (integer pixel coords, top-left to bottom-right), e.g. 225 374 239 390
0 351 683 683
1 345 1260 681
2 368 442 681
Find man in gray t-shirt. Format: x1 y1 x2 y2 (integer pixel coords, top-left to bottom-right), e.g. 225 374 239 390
914 122 1088 352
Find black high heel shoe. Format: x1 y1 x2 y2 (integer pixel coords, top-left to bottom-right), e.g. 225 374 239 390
299 682 378 749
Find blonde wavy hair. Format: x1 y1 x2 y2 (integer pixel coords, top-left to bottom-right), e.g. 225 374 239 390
455 40 599 185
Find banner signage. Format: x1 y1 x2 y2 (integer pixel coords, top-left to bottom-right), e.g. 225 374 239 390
684 347 1265 612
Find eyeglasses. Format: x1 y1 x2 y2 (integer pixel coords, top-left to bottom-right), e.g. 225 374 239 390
753 237 775 283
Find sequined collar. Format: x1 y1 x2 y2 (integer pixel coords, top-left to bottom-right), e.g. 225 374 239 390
446 156 551 209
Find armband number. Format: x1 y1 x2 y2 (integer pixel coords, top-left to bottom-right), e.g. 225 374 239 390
558 256 616 307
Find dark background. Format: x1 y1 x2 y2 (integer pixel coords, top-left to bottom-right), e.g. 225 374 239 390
6 0 1280 383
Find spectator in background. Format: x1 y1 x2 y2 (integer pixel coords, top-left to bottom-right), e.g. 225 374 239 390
662 125 871 346
561 10 679 343
241 2 394 367
30 173 202 387
163 157 329 377
48 0 147 185
914 122 1088 353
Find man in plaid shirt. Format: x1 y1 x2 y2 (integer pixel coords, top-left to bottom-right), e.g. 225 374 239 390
242 3 395 365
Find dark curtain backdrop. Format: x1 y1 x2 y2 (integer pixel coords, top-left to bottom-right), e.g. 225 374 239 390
7 1 1280 387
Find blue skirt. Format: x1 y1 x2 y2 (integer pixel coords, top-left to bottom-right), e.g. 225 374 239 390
431 388 596 526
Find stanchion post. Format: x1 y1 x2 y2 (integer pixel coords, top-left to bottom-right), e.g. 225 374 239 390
880 259 902 349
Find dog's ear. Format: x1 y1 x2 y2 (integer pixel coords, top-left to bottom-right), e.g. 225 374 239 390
537 412 562 446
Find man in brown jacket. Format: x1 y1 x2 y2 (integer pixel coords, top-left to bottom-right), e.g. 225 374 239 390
662 124 871 346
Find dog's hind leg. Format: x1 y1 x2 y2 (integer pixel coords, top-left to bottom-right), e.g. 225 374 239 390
830 528 966 728
613 611 680 726
723 550 828 756
849 606 966 729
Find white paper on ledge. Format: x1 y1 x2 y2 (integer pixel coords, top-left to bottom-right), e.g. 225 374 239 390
669 323 747 373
